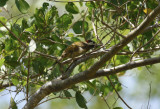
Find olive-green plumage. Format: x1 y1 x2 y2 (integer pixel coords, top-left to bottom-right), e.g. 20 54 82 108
59 40 95 60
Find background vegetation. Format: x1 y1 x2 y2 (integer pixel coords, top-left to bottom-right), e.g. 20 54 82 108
1 0 160 109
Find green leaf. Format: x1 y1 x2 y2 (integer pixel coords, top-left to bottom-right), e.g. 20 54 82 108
0 88 4 92
85 81 99 95
85 32 92 40
10 97 18 109
75 91 87 109
48 64 61 79
10 24 21 39
0 31 3 38
42 2 49 10
115 83 122 91
0 17 7 27
5 59 20 68
65 2 79 14
22 81 27 86
32 57 47 74
100 84 110 96
25 25 36 33
4 48 20 68
57 14 73 30
52 34 62 42
34 9 45 25
85 2 95 9
63 90 72 97
71 37 81 42
21 19 29 30
116 55 130 65
45 6 58 24
108 0 118 5
0 0 8 7
5 38 17 51
0 58 5 68
11 78 19 86
15 0 30 13
73 21 88 34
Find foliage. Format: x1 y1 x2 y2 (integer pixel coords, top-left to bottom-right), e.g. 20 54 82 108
0 0 160 109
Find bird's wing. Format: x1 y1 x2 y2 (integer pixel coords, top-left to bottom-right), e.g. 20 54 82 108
73 42 87 48
61 41 87 59
67 43 79 53
61 42 79 58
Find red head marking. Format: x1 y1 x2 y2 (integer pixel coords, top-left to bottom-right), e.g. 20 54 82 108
86 40 92 43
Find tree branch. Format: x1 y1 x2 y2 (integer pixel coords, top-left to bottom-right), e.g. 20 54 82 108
106 76 132 109
34 51 58 60
1 0 160 108
0 20 27 47
1 46 160 90
23 56 160 109
96 56 160 76
144 23 160 32
130 28 160 61
88 3 160 76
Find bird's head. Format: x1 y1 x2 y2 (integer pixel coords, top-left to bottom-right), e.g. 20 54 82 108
86 40 96 48
86 40 96 45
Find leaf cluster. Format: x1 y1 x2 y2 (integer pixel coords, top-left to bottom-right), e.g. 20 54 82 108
0 0 160 108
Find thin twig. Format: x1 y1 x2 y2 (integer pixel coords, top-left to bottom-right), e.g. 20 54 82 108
37 96 74 106
106 76 132 109
99 3 126 39
144 23 160 32
145 66 152 74
87 88 98 103
112 97 119 107
34 51 58 60
43 38 68 45
7 13 27 21
37 96 60 106
104 32 116 47
122 16 135 28
120 0 133 8
102 96 111 109
0 20 27 47
147 82 152 109
101 30 113 42
17 48 27 62
130 28 160 61
92 9 101 43
27 53 31 102
82 8 88 37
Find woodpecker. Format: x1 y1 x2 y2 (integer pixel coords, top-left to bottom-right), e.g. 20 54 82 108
59 40 96 61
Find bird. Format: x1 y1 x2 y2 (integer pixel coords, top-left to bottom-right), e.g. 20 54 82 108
58 40 96 61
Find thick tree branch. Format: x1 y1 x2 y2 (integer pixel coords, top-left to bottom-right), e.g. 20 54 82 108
61 46 160 79
96 56 160 76
1 46 160 90
23 56 160 109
